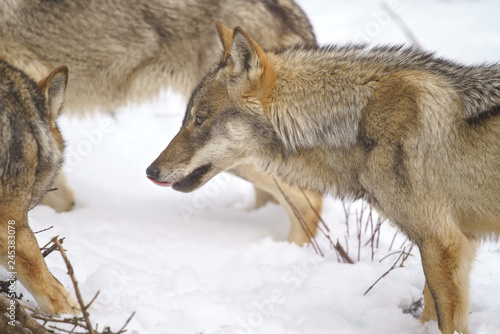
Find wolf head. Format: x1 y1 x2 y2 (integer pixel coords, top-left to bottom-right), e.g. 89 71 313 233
147 22 279 192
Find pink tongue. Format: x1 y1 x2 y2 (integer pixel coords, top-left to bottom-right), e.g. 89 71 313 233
147 177 174 187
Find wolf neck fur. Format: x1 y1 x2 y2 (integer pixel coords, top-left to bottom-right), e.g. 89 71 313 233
265 49 375 153
254 47 420 198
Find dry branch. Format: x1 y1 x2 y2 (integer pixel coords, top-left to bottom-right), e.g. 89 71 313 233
0 294 51 334
272 178 323 256
1 235 134 334
52 237 95 333
335 239 354 264
33 226 54 235
41 236 65 258
363 244 415 296
381 2 423 49
273 178 354 263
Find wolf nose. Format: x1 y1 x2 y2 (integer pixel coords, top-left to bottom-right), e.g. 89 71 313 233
146 165 159 180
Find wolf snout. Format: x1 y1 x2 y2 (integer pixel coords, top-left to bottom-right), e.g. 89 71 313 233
146 165 160 180
146 164 175 187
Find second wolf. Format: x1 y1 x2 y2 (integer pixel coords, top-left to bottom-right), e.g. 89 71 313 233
147 23 500 334
0 0 321 245
0 60 79 314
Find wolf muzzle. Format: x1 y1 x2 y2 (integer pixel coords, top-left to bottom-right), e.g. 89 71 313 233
146 165 173 187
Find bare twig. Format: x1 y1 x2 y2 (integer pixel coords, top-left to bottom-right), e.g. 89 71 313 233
370 213 375 261
2 239 135 334
31 314 83 325
344 235 349 258
342 201 350 237
0 294 51 334
116 311 136 333
335 240 354 264
381 2 423 49
298 190 354 263
48 325 87 333
364 249 405 296
299 188 330 233
272 178 323 256
275 180 354 264
52 237 95 334
379 250 405 263
356 207 362 262
389 230 398 251
364 244 415 296
399 242 414 267
364 218 383 247
85 291 101 311
34 226 54 235
375 218 383 249
42 237 65 258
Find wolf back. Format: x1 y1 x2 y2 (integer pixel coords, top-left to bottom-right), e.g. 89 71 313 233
0 0 315 113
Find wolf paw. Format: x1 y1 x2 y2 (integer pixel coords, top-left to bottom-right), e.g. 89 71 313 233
40 173 75 212
35 283 81 315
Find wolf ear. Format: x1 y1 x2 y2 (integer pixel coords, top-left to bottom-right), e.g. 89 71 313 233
217 23 274 103
38 66 68 122
216 21 234 62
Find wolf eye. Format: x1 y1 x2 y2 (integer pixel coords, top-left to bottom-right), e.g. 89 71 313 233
195 115 205 126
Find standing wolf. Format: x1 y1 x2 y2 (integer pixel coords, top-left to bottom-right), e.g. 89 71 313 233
0 60 79 314
147 22 500 334
0 0 321 245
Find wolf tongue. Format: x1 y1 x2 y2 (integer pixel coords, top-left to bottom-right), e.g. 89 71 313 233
147 177 174 187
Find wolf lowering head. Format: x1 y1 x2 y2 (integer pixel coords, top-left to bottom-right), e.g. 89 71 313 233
146 22 283 193
147 21 368 194
149 22 500 334
147 23 325 246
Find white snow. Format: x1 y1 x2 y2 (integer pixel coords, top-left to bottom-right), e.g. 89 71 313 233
3 1 500 333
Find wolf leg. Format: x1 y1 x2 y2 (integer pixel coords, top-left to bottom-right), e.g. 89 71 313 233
40 172 75 212
0 207 79 314
421 281 438 322
254 186 278 209
278 184 322 246
229 163 322 246
418 224 476 334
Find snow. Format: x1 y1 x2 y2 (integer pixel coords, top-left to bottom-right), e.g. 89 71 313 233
3 1 500 333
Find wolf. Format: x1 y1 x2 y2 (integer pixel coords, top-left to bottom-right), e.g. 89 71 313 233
0 0 322 245
0 60 79 314
146 22 500 334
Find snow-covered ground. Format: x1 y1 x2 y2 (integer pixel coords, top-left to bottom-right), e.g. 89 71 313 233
4 1 500 333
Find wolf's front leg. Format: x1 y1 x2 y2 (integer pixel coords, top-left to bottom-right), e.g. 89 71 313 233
254 186 278 209
421 281 438 323
230 163 322 246
419 225 477 334
276 183 322 246
0 212 79 314
40 172 75 212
